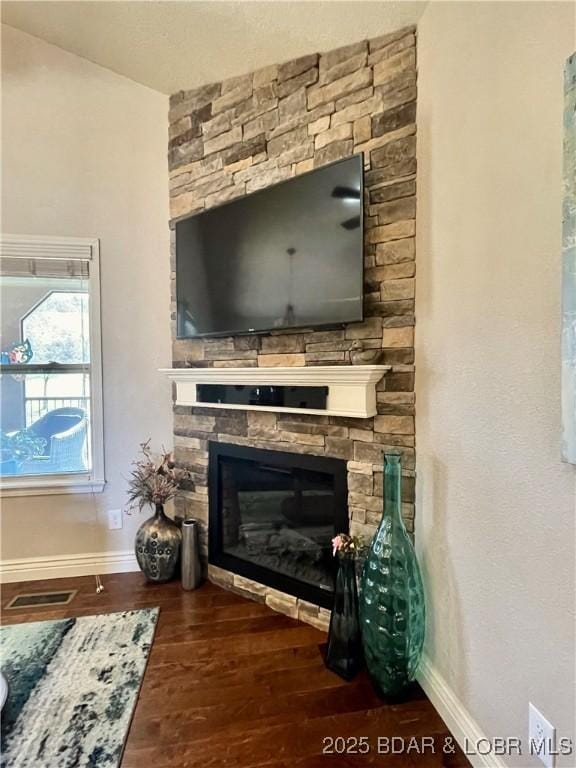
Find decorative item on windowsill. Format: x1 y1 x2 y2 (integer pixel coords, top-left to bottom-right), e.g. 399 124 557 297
0 338 33 384
359 452 425 700
128 440 192 583
0 338 33 366
349 339 382 365
325 533 364 681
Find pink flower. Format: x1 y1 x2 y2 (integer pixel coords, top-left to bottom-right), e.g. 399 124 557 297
332 535 343 556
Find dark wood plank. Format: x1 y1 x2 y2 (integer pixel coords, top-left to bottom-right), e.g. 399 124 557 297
0 572 470 768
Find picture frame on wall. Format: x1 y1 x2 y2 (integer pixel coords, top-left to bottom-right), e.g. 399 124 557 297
562 52 576 464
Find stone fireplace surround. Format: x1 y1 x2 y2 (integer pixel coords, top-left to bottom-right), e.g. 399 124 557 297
169 26 417 631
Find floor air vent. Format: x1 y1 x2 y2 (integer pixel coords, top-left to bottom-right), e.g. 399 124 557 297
5 590 77 609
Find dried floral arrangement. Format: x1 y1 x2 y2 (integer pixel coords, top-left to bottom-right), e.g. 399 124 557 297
127 439 191 512
332 533 364 557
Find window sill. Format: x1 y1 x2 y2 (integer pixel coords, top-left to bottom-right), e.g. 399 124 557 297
0 476 106 498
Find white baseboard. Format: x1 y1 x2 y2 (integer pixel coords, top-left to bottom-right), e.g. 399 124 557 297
417 654 508 768
0 550 139 584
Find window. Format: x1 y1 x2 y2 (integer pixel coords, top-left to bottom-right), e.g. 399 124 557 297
0 236 104 495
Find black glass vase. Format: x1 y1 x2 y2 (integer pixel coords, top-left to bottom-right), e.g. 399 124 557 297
325 553 363 681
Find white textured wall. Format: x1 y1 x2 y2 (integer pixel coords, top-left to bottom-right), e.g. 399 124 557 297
416 2 575 764
1 25 172 560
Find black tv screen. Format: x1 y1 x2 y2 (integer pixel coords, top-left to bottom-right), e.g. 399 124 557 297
176 154 363 338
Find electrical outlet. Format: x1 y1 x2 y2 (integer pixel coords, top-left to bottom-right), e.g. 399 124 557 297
529 703 556 768
107 508 123 530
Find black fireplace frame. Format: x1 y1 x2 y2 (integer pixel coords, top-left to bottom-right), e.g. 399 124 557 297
208 441 349 609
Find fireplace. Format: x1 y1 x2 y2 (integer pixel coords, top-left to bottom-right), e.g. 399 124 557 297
208 442 349 609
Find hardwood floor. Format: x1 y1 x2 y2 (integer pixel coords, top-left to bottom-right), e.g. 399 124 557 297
1 573 470 767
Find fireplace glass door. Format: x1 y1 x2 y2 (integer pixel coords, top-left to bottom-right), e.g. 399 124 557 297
209 443 348 607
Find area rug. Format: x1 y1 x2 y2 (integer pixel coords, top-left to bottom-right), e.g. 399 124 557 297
0 608 158 768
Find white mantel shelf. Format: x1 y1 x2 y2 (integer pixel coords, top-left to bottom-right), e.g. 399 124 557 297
160 365 390 419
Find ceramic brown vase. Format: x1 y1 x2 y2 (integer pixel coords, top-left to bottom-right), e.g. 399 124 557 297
135 503 181 583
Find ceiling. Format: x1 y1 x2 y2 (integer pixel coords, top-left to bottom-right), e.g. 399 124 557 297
1 1 427 95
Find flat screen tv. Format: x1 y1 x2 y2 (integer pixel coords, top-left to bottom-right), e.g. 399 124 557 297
175 154 363 338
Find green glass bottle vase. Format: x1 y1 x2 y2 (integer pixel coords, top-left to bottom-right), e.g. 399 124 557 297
359 452 425 699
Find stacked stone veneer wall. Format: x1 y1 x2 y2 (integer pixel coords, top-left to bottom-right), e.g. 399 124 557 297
169 26 417 631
